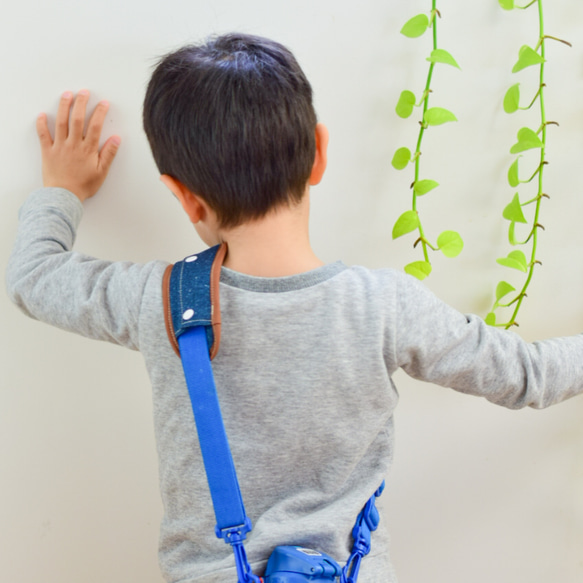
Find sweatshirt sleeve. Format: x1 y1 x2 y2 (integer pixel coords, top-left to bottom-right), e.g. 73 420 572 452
393 271 583 409
5 188 167 351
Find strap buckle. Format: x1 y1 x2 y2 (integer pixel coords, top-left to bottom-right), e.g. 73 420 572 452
215 517 253 543
341 482 385 583
215 519 261 583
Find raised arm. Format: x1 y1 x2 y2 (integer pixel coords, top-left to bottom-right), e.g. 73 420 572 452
6 92 165 350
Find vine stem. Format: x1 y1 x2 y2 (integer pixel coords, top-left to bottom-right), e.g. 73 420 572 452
504 0 546 329
518 0 537 9
412 0 438 264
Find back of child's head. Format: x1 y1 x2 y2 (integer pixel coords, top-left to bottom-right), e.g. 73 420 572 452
143 33 318 228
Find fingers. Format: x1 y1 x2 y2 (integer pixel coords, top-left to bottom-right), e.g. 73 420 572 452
98 135 122 174
53 90 102 144
85 99 110 149
54 91 73 142
38 90 120 168
36 113 53 151
69 90 90 141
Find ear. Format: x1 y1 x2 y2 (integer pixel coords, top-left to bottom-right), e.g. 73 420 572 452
309 123 329 186
160 175 206 223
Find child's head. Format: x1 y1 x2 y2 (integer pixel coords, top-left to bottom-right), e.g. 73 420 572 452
143 33 319 229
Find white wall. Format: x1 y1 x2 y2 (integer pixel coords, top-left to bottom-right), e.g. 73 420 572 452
1 1 583 581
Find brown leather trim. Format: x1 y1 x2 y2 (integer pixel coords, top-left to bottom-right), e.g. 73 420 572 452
209 242 228 360
162 263 181 358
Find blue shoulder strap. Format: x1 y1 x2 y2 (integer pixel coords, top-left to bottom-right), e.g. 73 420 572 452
178 327 259 583
168 244 259 583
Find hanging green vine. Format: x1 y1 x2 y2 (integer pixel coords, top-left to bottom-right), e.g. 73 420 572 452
486 0 571 328
391 1 463 281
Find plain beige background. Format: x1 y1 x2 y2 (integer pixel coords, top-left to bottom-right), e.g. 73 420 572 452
2 0 583 581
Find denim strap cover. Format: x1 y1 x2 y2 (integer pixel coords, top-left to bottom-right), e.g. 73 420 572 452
164 243 226 359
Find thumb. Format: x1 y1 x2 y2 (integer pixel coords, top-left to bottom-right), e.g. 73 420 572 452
98 135 121 174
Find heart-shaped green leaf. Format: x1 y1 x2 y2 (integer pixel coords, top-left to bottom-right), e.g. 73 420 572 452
510 127 543 154
392 210 420 239
396 90 416 119
496 250 528 272
502 193 527 223
426 49 460 69
404 260 432 280
424 107 457 126
508 157 520 187
495 281 516 302
485 312 497 326
512 45 545 73
437 230 464 258
504 83 520 114
391 147 411 170
401 14 430 38
499 0 514 9
413 179 439 196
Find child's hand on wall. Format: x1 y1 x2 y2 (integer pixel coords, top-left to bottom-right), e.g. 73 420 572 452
36 90 121 202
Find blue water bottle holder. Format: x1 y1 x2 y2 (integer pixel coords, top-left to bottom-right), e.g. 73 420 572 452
163 243 384 583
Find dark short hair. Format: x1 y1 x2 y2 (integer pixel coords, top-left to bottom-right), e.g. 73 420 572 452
143 33 318 228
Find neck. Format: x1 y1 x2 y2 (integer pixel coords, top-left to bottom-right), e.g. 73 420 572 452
219 193 323 277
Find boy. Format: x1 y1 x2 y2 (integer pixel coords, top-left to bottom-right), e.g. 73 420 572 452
6 32 583 583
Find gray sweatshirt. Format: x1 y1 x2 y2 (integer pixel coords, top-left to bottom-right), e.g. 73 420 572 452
7 188 583 583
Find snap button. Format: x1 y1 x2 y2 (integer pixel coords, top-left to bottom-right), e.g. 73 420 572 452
182 309 195 320
185 255 198 263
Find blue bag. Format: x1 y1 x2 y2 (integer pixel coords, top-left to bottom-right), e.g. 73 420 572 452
162 244 384 583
